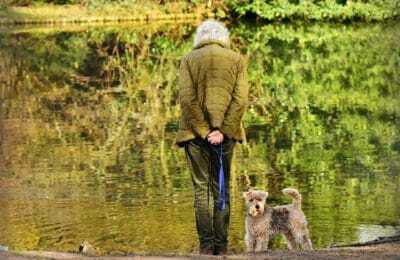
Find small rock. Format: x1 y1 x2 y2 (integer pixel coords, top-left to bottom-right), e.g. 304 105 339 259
78 241 96 255
0 245 8 251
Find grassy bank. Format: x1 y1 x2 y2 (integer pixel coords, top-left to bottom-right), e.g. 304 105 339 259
0 2 215 25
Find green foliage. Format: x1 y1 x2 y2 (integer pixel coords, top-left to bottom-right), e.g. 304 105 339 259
3 0 399 22
216 7 227 18
227 0 400 21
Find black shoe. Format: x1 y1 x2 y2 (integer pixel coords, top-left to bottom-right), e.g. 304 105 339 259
213 247 227 255
199 245 213 255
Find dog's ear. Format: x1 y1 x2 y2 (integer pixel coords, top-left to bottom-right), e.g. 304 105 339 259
243 190 253 199
262 191 269 201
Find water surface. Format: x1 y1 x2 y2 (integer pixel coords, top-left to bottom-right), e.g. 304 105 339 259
0 21 399 254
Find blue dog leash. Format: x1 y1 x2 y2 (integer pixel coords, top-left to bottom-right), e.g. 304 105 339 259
210 143 226 211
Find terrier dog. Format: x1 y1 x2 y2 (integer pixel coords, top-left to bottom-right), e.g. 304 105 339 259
243 188 312 252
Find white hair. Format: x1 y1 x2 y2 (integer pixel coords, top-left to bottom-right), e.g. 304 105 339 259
193 20 230 48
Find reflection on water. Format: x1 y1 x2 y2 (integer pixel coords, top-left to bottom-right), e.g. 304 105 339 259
358 224 399 243
0 21 399 254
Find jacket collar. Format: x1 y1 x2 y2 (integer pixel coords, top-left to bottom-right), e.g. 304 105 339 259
193 39 230 50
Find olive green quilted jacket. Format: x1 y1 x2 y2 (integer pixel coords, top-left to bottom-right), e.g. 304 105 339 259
176 39 248 145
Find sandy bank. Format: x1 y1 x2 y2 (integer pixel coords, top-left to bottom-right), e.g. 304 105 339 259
1 242 399 259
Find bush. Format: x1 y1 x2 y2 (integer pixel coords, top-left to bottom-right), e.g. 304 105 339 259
227 0 399 21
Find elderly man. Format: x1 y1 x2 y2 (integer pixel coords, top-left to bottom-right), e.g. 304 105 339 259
176 20 249 255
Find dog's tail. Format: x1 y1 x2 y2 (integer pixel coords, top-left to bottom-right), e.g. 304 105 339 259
282 188 302 209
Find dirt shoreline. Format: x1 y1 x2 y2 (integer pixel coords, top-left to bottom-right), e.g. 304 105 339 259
1 242 399 259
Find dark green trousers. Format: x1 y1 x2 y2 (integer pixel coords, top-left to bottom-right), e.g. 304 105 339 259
184 137 236 252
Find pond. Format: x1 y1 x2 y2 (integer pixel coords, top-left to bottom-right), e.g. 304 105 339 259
0 20 399 254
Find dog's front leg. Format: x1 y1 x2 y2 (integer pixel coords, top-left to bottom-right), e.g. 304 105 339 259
245 233 256 252
254 235 269 252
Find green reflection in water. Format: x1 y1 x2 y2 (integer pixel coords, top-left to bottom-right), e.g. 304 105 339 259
0 21 399 254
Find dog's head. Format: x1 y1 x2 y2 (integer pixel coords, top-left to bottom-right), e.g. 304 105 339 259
243 189 268 217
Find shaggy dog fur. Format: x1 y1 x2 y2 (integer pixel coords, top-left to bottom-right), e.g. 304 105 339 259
243 188 312 253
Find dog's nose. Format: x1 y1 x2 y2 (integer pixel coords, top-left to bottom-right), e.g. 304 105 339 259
255 204 259 209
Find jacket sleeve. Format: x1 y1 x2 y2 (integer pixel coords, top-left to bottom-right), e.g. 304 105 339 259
221 57 249 139
179 57 211 139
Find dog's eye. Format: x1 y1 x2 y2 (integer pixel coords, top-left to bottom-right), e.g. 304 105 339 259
249 199 253 202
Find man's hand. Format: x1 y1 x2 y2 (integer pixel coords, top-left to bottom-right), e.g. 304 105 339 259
207 129 224 146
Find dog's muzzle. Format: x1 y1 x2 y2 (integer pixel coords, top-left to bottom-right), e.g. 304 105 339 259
248 204 262 216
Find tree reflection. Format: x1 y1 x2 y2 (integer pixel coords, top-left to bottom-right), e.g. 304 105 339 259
0 21 399 252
